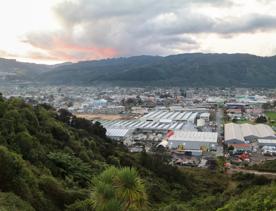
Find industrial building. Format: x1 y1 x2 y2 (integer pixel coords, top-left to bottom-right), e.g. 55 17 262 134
141 110 199 123
168 131 218 151
98 110 214 153
257 139 276 147
98 119 198 132
97 110 207 132
224 123 276 144
106 128 132 141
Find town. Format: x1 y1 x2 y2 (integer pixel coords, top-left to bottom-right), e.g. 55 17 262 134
2 84 276 170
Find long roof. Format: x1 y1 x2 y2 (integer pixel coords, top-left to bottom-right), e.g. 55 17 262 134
168 131 218 143
106 128 131 137
225 123 276 142
225 123 245 142
255 124 275 138
240 123 259 138
258 139 276 144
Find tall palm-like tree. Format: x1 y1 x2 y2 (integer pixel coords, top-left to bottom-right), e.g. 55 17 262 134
91 167 147 211
115 167 147 210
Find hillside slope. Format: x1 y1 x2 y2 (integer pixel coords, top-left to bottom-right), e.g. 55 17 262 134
40 53 276 87
0 58 52 82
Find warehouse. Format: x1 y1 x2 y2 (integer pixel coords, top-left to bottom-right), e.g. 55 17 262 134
97 109 213 136
224 123 276 145
224 123 245 144
106 128 133 141
141 110 200 122
200 113 210 121
168 131 218 151
257 139 276 147
240 124 259 142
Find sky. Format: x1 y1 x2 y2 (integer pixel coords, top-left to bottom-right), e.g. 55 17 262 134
1 0 276 64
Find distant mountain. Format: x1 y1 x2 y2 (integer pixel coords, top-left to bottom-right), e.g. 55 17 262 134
2 53 276 87
38 53 276 87
0 58 51 82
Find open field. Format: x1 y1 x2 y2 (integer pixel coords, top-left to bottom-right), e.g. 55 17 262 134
74 113 134 121
265 111 276 119
265 111 276 126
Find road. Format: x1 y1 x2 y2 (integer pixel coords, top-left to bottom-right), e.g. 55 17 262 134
227 167 276 179
216 108 223 139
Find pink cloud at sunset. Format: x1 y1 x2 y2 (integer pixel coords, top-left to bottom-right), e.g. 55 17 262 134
23 35 118 62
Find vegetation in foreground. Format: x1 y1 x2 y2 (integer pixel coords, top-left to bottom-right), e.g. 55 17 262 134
0 95 275 210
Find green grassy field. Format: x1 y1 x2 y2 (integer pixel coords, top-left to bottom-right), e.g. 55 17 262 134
265 111 276 126
235 119 251 124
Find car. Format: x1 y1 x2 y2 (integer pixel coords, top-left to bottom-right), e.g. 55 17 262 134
262 150 276 156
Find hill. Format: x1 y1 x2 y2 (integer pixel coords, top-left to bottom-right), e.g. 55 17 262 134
0 95 275 210
39 53 276 87
0 58 53 82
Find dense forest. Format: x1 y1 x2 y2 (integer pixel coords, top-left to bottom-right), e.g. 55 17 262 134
0 95 275 210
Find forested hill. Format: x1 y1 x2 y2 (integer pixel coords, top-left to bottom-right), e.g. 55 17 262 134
39 53 276 87
0 95 275 210
0 58 51 81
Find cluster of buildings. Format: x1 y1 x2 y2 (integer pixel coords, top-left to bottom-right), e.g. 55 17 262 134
1 84 276 165
98 108 218 156
225 102 264 121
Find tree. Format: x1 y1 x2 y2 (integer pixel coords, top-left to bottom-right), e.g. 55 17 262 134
255 116 267 123
0 192 35 211
218 184 276 211
91 167 147 211
58 108 72 125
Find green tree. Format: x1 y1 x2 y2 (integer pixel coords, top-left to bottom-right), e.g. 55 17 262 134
0 192 35 211
255 116 267 123
91 167 147 211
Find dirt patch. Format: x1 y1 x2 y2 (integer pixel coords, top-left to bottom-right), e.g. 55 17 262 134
74 113 133 121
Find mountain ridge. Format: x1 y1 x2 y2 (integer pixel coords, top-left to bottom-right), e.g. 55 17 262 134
40 53 276 87
1 53 276 87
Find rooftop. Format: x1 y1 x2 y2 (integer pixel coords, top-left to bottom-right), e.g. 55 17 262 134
225 123 276 142
106 128 131 137
168 131 218 143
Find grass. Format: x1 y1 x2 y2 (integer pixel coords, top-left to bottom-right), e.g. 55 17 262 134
265 111 276 126
265 111 276 119
235 119 251 124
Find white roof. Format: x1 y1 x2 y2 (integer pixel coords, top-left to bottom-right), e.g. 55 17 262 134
240 123 259 138
168 131 218 143
258 139 276 144
225 123 245 142
157 140 168 147
106 128 131 137
225 123 276 142
159 119 172 123
200 113 210 118
255 124 275 138
142 111 200 122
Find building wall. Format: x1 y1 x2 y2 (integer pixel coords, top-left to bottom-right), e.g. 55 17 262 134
244 135 258 143
168 140 217 150
225 139 244 145
258 142 276 147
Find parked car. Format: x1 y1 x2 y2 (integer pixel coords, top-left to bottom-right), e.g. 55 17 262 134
262 146 276 156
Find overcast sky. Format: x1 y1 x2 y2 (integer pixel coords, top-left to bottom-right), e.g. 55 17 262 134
1 0 276 64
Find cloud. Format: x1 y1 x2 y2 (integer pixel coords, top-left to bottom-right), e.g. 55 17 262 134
23 31 118 61
22 0 276 61
0 50 17 58
215 14 276 34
